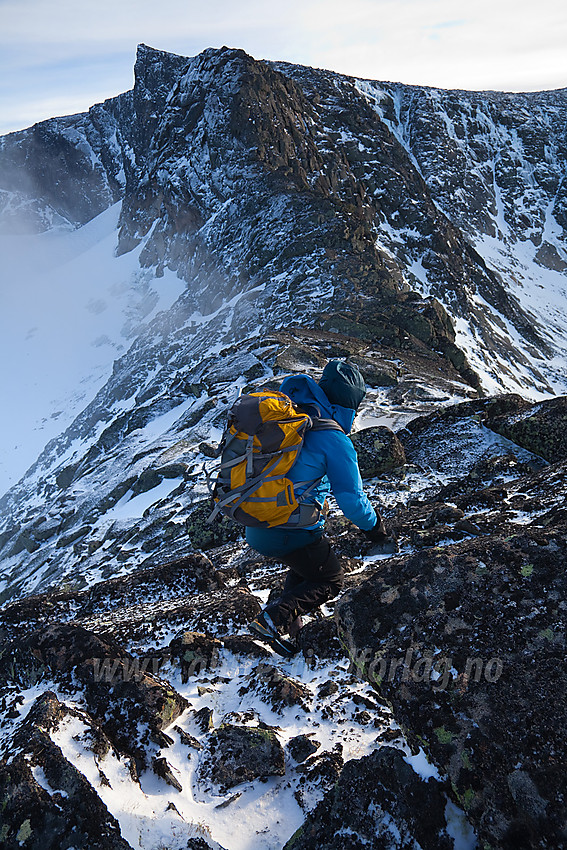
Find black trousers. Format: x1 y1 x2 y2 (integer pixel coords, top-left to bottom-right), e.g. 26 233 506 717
266 535 344 633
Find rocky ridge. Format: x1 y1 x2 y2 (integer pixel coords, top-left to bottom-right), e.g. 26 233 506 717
1 41 567 850
1 45 567 604
0 328 474 605
1 387 566 848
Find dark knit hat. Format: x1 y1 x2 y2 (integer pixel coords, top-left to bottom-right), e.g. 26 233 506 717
318 360 366 410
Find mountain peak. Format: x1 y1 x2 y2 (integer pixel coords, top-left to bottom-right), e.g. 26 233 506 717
133 42 191 101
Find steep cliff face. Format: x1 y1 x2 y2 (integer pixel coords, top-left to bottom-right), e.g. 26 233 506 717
0 45 188 233
117 46 464 376
382 85 567 246
352 80 567 392
1 44 566 602
273 64 567 394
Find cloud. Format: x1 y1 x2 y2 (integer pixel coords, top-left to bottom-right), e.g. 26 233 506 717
1 0 566 134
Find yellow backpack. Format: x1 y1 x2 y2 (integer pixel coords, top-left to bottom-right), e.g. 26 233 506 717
207 389 341 528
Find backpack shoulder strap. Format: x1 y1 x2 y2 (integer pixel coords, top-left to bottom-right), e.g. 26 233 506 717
309 417 345 434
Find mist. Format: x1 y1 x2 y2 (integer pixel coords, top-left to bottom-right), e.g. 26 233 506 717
0 202 185 498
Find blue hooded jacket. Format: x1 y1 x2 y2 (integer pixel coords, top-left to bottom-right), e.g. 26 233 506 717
277 373 376 533
254 373 376 536
245 374 377 556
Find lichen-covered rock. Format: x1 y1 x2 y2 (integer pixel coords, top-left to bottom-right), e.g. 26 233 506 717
0 691 131 850
196 723 285 793
185 499 245 550
336 524 567 849
239 664 312 713
284 747 454 849
298 616 342 661
0 624 188 769
350 426 406 478
487 395 567 462
169 631 223 682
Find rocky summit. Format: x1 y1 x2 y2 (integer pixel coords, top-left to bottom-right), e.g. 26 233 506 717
1 43 567 850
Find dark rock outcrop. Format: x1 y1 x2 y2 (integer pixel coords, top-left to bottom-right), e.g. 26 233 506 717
337 520 567 849
239 664 312 714
351 425 406 477
168 631 223 682
0 623 188 769
0 691 132 850
0 553 226 642
196 722 285 793
487 395 567 463
288 734 321 763
285 746 454 849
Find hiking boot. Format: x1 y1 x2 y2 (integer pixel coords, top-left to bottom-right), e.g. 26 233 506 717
249 610 280 642
249 611 298 658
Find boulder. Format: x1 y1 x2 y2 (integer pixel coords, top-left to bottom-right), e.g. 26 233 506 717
0 552 225 642
131 468 163 496
345 354 398 387
487 395 567 463
152 756 183 791
74 586 261 646
288 734 321 763
298 616 342 661
350 426 406 478
239 664 312 713
285 747 454 849
336 524 567 849
399 407 544 482
222 634 272 659
196 723 285 793
168 631 223 682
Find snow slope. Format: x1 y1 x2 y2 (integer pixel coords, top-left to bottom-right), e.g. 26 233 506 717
0 204 184 496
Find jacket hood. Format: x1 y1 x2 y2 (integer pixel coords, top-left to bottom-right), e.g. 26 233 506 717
318 360 366 411
280 374 357 434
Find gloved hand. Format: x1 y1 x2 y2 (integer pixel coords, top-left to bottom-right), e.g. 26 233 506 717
363 511 388 542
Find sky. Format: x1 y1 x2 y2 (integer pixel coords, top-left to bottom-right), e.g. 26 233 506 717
1 0 566 135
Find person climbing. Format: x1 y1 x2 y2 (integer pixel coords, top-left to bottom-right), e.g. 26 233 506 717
247 360 392 655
